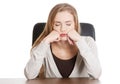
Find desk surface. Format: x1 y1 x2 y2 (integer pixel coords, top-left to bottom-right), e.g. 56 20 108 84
0 78 100 84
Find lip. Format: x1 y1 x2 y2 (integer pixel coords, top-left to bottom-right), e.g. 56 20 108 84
60 34 67 37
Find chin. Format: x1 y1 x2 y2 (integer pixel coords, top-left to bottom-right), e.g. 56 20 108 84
60 37 68 41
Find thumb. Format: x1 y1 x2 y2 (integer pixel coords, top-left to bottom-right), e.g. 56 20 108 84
67 37 74 45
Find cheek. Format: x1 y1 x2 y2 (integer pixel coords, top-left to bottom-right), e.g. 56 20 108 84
68 25 75 30
53 26 60 31
72 24 75 29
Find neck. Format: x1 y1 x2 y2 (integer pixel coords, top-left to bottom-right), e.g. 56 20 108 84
51 40 78 60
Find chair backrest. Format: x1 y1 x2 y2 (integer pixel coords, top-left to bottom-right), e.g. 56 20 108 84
32 23 95 45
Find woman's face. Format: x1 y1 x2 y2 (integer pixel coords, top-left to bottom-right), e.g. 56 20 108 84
53 11 75 41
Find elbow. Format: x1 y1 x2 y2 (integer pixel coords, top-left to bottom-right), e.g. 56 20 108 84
91 69 102 79
24 68 37 80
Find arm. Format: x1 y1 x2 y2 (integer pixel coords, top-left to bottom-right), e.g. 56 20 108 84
67 29 101 79
24 30 60 79
76 36 102 79
24 41 49 79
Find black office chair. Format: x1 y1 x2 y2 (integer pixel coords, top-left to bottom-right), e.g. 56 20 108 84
32 23 95 45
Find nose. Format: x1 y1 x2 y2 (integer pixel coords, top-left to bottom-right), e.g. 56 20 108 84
60 25 66 32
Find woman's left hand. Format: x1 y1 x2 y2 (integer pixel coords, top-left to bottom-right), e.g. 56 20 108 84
67 29 81 44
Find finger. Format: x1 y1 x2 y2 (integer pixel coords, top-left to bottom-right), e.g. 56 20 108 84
67 37 74 45
65 29 71 34
55 37 60 42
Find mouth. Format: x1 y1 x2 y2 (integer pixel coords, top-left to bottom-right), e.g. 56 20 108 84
60 34 67 37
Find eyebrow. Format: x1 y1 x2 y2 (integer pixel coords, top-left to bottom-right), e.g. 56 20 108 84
65 21 72 23
54 21 61 23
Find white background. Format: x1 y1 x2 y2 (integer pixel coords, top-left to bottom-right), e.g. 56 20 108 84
0 0 120 83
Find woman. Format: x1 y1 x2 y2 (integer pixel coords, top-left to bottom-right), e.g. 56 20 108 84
24 3 101 79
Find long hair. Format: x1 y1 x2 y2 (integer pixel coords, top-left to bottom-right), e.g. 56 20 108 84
32 3 80 48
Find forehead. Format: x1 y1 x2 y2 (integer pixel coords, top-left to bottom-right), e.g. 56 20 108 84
54 11 74 22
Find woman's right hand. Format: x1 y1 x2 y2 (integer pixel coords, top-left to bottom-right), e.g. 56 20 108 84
43 30 60 44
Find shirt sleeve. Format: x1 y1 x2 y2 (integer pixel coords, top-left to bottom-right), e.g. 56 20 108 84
75 36 102 79
24 41 50 79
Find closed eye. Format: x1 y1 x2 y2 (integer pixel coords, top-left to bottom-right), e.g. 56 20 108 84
54 22 61 26
66 24 71 26
55 24 60 26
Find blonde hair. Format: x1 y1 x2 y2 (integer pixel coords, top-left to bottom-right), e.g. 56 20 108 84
32 3 80 48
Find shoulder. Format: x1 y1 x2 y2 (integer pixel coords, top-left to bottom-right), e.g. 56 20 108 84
81 36 95 42
76 36 97 55
79 36 96 49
